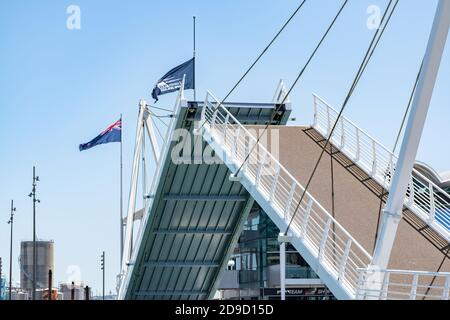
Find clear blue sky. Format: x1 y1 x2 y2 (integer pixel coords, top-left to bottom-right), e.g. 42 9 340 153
0 0 448 295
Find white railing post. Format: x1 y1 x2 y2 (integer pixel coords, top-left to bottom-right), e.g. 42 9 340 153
355 128 361 162
408 177 415 206
326 105 331 137
318 218 332 262
443 276 450 300
211 108 218 129
340 118 345 148
284 182 296 219
372 140 377 177
255 152 267 188
338 239 352 283
222 113 230 143
200 93 209 126
356 270 366 300
381 271 390 300
429 185 436 224
410 274 419 300
301 198 313 238
388 154 394 186
313 95 318 127
234 126 241 160
269 165 281 203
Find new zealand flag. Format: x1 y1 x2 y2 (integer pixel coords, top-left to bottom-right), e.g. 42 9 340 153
79 119 122 151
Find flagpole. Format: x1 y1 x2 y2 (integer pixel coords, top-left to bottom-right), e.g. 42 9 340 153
193 16 196 101
119 113 124 269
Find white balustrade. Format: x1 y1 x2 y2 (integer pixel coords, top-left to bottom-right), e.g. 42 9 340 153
312 94 450 242
356 268 450 300
201 91 372 299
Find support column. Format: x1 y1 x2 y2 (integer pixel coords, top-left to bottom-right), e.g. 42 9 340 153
278 233 293 301
280 237 286 301
121 100 146 271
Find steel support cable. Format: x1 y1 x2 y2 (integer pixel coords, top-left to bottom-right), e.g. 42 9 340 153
150 111 170 128
351 0 400 95
217 0 307 103
148 105 174 113
150 114 166 141
284 0 396 235
393 61 424 152
372 60 423 251
234 0 350 177
198 0 307 132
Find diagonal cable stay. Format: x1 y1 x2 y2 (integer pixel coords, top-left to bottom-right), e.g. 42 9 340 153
285 0 399 235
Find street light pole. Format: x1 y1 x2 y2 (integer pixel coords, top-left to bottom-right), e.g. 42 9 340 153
29 166 40 300
8 200 16 300
101 251 105 300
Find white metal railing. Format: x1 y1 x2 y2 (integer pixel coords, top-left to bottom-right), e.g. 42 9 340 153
200 91 373 299
356 268 450 300
312 94 450 242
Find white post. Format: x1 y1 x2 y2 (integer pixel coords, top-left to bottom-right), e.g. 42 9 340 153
410 274 419 300
313 95 318 127
279 233 287 301
371 0 450 271
355 128 361 162
443 276 450 300
144 114 161 165
284 182 296 219
326 106 331 137
121 100 146 271
280 241 286 300
429 184 436 224
272 79 284 103
408 177 415 206
372 140 377 177
301 198 313 238
269 165 281 203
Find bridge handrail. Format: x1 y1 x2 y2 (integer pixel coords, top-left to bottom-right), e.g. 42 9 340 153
201 91 373 298
312 93 450 242
356 268 450 300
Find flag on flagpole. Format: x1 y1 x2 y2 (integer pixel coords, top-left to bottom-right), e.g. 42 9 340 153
79 118 122 151
151 58 195 102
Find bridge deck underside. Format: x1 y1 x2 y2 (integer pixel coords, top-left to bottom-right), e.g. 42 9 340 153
127 160 251 300
124 103 290 300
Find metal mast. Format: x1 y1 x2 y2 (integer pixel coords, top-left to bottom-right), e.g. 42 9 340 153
29 166 40 300
371 0 450 270
101 251 105 300
120 114 124 269
193 16 197 101
8 200 16 300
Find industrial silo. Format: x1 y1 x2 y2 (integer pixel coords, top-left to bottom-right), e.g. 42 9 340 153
20 240 54 291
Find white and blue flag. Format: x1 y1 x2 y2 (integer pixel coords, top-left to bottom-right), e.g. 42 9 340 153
151 58 195 102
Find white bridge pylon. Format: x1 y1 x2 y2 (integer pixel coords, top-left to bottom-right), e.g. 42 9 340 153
121 78 186 278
